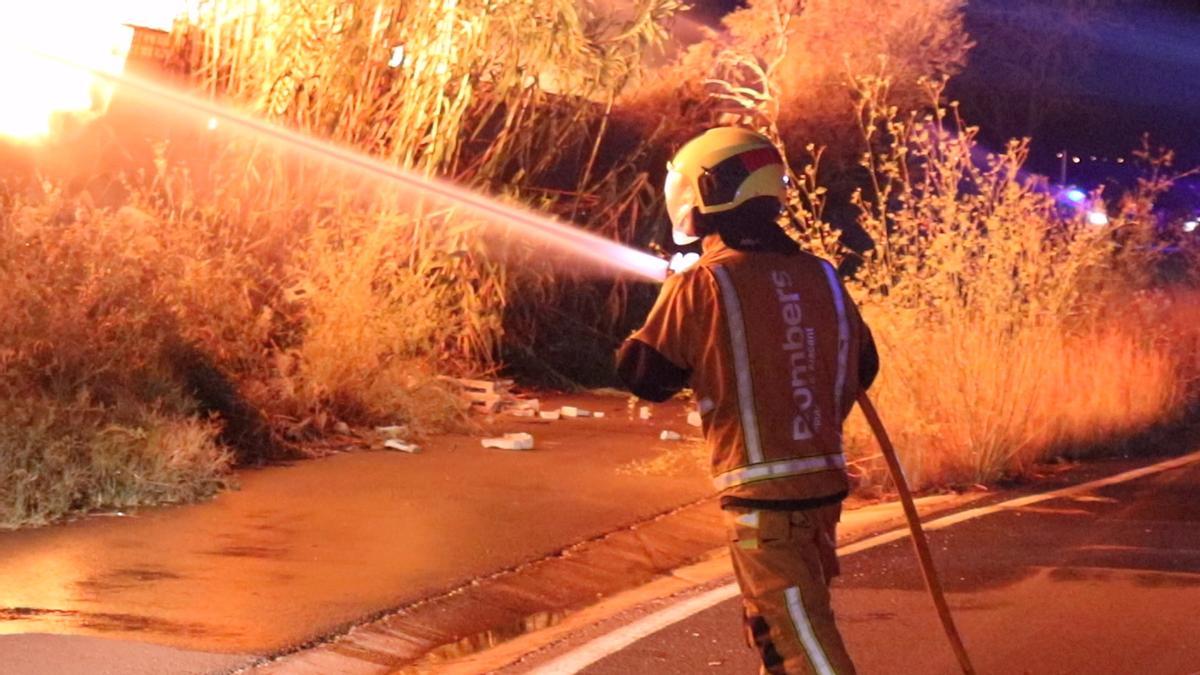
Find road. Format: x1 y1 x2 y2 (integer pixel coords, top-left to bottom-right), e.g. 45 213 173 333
559 454 1200 675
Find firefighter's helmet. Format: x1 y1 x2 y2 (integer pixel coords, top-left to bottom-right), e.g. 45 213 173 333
664 127 787 245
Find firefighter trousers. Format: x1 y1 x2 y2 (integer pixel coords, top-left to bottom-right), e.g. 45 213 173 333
724 503 856 675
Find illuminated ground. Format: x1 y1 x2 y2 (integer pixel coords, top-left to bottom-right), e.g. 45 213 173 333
3 398 1198 674
0 394 710 672
546 456 1200 675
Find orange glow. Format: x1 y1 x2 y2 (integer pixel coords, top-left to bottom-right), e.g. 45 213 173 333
38 56 669 281
0 3 184 142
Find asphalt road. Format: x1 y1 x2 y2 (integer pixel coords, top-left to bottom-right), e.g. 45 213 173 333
582 457 1200 675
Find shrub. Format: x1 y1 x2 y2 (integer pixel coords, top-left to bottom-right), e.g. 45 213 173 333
0 185 230 527
835 77 1199 487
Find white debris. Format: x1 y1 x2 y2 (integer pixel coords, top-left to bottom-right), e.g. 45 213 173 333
509 398 540 412
375 425 409 438
593 411 606 419
383 439 420 453
510 409 537 417
639 406 652 420
561 406 591 418
482 432 535 451
539 410 562 420
687 411 702 427
659 430 683 441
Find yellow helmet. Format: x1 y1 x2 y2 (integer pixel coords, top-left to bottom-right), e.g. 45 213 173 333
664 127 787 245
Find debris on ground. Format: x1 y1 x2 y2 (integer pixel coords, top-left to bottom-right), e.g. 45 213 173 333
659 430 683 441
441 377 545 416
639 405 652 420
687 410 702 427
619 437 708 476
539 410 561 420
439 377 511 414
561 406 591 418
374 426 419 453
507 398 540 417
593 411 606 419
375 425 410 438
383 439 420 453
482 432 535 451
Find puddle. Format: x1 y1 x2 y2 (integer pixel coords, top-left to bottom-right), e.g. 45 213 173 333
0 606 229 638
74 566 184 594
206 544 290 559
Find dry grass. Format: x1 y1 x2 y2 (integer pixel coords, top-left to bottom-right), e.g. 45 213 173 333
0 0 679 527
0 186 232 528
0 404 231 529
844 312 1188 488
831 78 1200 489
2 0 1196 526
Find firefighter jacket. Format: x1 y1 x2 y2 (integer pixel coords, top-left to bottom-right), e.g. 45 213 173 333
617 236 878 505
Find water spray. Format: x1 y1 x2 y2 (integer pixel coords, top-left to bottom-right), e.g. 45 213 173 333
28 50 669 282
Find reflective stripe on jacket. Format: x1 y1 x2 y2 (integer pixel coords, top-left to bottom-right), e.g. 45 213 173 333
618 237 875 502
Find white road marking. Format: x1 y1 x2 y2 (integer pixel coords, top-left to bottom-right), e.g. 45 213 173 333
529 450 1200 674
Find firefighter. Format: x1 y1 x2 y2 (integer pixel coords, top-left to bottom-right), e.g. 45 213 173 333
616 127 878 675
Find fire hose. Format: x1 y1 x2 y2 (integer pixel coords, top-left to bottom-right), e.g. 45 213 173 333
857 392 977 675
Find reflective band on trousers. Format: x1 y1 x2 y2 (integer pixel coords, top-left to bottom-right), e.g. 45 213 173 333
785 586 837 675
711 265 765 464
712 454 846 491
820 261 850 421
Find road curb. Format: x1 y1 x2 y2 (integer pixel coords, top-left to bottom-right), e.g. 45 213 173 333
525 449 1200 675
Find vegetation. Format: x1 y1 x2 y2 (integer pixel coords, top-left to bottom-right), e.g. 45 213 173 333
838 79 1199 486
0 188 231 527
1 0 1197 526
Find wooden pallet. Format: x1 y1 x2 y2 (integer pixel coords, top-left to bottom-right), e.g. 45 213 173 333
440 377 516 414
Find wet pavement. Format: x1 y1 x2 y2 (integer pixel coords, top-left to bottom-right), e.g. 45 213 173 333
578 456 1200 675
253 499 728 674
0 633 247 675
0 395 712 664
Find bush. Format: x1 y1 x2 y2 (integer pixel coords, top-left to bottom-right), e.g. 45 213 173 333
834 78 1200 487
0 185 231 527
0 402 229 529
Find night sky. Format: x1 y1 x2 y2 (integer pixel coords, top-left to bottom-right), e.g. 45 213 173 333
951 0 1200 185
